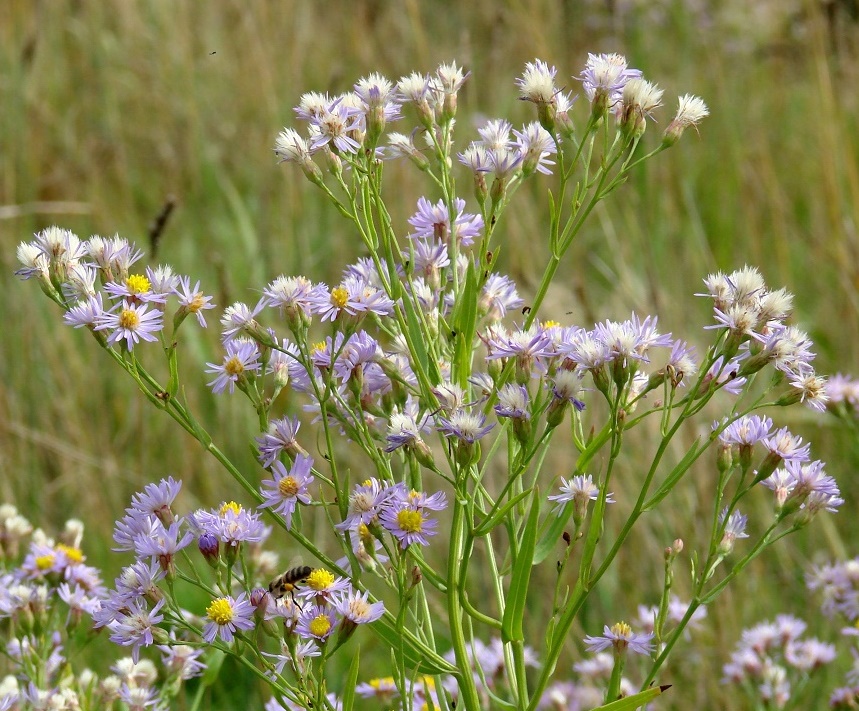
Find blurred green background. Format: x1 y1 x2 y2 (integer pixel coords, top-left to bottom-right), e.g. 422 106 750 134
2 0 859 708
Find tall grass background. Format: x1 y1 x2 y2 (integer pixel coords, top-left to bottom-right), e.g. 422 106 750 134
1 1 858 708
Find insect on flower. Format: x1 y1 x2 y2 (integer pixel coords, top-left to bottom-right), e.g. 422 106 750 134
268 565 313 605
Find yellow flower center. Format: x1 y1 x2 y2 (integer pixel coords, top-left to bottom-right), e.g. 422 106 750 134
125 274 151 294
206 597 234 625
307 569 335 591
611 621 632 638
224 356 244 376
278 476 299 497
35 554 55 570
544 320 560 328
119 308 141 330
370 677 395 689
311 341 326 354
309 614 332 637
188 293 205 312
396 509 424 533
330 286 349 309
56 544 84 564
219 501 242 517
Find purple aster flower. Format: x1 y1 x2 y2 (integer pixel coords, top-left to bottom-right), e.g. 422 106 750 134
118 684 162 710
557 328 611 373
487 146 524 178
85 234 144 280
516 59 558 105
544 370 588 426
32 225 86 265
548 475 614 517
108 598 166 662
15 240 50 281
95 299 164 349
762 427 811 464
718 509 749 554
146 265 180 297
435 61 469 95
782 459 839 501
412 238 451 286
803 490 844 515
512 122 557 176
63 293 107 329
584 621 654 656
295 603 339 642
209 503 268 548
494 384 531 420
786 371 829 412
130 477 182 525
308 275 394 322
336 478 397 531
205 339 262 394
486 326 555 378
294 91 333 121
785 639 836 671
457 142 494 174
114 559 166 602
274 127 315 166
135 520 195 572
385 410 431 454
295 569 352 606
379 498 440 549
258 454 315 529
479 119 514 151
256 416 306 467
354 72 402 122
112 512 163 553
761 468 795 509
203 592 255 643
705 355 747 395
334 331 381 383
719 415 773 447
158 638 206 679
334 589 385 626
579 53 643 108
104 273 169 305
175 276 215 328
261 274 325 325
308 97 363 154
437 409 495 444
61 262 98 302
220 301 265 342
57 582 102 623
407 196 483 248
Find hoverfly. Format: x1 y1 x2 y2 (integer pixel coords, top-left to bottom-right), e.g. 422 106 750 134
268 565 313 604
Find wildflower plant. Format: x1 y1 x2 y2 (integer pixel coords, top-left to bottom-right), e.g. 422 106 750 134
10 54 844 709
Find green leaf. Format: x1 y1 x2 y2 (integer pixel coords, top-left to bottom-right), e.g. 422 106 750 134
373 619 457 676
502 491 541 643
340 646 360 711
451 264 478 389
590 685 671 710
401 295 440 386
533 500 572 565
199 648 226 687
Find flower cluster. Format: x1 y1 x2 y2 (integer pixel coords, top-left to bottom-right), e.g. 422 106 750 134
16 229 214 351
14 53 853 711
0 504 205 710
700 266 828 411
723 615 836 707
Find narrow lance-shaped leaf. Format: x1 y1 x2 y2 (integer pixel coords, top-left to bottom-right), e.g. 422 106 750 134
502 490 541 643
